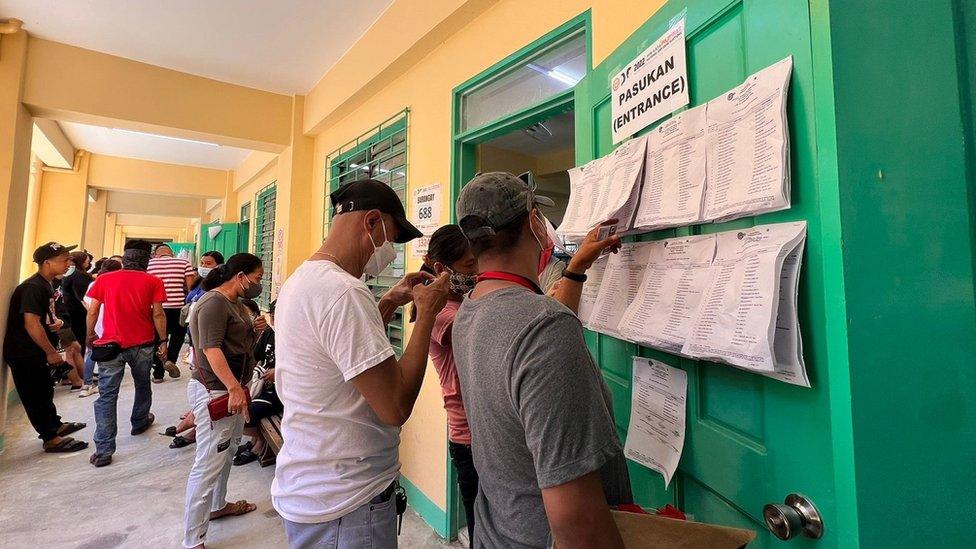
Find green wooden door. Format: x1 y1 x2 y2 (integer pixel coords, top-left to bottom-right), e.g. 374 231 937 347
199 222 242 262
575 1 844 547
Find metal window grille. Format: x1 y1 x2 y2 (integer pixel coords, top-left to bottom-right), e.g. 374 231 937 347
253 184 276 310
324 110 409 354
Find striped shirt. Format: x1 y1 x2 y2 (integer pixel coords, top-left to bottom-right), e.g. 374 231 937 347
148 256 195 308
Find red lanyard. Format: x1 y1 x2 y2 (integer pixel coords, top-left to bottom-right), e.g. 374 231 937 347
476 271 544 295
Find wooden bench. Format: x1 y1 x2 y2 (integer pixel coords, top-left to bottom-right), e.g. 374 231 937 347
258 414 283 467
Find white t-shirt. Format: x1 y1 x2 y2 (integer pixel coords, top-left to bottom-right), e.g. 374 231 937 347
271 260 398 524
83 281 104 337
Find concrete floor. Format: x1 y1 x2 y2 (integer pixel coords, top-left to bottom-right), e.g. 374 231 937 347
0 359 463 549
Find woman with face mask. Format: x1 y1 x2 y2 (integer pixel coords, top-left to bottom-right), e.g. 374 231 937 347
411 224 481 542
182 252 267 549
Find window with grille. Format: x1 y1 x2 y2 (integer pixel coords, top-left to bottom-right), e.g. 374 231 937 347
253 184 276 310
324 110 408 354
240 202 251 222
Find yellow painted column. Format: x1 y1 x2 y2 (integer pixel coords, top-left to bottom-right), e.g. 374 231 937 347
83 189 107 257
35 151 90 249
272 95 313 296
221 171 239 223
19 156 43 280
0 29 35 449
102 212 118 256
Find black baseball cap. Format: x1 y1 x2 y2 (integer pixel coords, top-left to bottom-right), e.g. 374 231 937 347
330 179 423 244
456 172 554 240
33 241 77 264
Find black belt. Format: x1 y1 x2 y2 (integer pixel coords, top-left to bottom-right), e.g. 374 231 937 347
370 481 396 505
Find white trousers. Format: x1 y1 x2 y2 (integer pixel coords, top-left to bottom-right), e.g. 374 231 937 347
182 379 245 548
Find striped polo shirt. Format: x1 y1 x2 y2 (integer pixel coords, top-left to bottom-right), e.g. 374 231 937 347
147 256 195 308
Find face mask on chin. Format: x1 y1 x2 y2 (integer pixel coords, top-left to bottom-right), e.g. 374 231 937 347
364 218 397 278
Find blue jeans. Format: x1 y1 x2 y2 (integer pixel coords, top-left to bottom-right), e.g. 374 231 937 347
93 345 154 456
83 349 96 385
282 486 397 549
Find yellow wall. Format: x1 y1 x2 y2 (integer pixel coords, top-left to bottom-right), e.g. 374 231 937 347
83 189 107 257
35 153 90 252
305 0 667 513
88 153 227 199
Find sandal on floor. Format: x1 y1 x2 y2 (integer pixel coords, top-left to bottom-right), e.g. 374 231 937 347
163 426 178 437
57 422 87 437
44 437 88 453
170 435 195 449
233 449 258 466
211 500 257 521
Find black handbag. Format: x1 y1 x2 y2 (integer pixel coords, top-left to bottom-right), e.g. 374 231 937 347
90 342 122 362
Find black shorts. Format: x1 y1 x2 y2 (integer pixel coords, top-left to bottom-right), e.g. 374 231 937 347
246 389 282 428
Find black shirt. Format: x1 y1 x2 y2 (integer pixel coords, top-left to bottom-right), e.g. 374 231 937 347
254 328 275 370
61 270 93 322
3 274 56 361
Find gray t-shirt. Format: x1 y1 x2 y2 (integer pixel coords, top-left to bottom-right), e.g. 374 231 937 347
189 290 257 391
453 287 632 549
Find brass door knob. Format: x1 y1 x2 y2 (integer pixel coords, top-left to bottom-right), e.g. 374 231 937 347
763 493 824 541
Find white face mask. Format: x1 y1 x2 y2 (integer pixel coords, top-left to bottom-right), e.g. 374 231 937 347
198 266 213 278
364 219 397 277
65 265 76 277
544 215 569 254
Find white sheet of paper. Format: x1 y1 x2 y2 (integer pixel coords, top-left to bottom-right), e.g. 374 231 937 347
618 234 716 354
634 103 708 230
587 242 654 338
703 57 793 222
682 221 806 375
624 357 687 487
558 136 648 239
578 256 609 328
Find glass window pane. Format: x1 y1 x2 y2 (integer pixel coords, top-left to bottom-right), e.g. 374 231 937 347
460 31 585 131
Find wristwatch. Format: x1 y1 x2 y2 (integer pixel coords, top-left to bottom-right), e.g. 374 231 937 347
561 268 587 283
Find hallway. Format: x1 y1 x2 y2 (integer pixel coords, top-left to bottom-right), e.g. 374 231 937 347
0 361 462 548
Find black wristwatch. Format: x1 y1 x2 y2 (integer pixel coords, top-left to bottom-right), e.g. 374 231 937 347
561 268 587 283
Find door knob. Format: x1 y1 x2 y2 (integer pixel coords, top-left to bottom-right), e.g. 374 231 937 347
763 493 824 541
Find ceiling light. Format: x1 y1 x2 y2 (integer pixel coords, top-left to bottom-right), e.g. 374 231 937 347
547 69 580 86
113 128 219 147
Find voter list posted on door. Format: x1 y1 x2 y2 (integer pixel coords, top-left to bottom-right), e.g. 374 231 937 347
633 103 708 231
585 242 653 337
624 357 687 487
682 221 807 384
703 56 793 222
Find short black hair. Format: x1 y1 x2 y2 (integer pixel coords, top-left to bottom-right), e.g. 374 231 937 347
124 240 152 253
468 212 528 257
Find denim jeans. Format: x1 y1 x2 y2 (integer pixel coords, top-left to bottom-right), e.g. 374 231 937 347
92 344 154 456
282 486 398 549
83 349 96 385
449 442 480 544
183 379 245 548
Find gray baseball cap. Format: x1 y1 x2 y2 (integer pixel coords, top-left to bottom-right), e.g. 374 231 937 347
456 172 554 240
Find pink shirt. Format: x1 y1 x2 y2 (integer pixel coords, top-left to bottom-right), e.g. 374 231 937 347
429 300 471 445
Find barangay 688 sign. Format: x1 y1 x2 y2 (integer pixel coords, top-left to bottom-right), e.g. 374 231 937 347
611 19 689 144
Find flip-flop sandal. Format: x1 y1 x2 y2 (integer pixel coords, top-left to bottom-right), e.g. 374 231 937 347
211 500 256 521
233 449 258 466
57 422 87 437
44 437 88 453
170 435 195 449
163 426 178 437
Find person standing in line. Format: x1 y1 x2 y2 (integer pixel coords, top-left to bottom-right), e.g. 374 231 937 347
78 259 122 398
452 172 629 549
182 253 267 549
86 240 168 467
2 242 89 453
147 243 195 382
61 251 94 390
272 179 450 549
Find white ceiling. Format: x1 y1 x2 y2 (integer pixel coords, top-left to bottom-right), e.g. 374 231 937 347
1 0 393 94
60 121 253 170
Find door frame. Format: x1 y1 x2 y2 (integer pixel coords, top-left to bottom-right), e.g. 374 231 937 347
446 10 591 539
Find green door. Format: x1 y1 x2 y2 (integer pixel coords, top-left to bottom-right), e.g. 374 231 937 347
199 222 243 262
574 1 845 547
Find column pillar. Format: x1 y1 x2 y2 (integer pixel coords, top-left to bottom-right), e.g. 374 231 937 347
273 95 314 297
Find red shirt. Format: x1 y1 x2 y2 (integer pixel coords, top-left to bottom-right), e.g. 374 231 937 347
87 270 166 348
429 300 471 444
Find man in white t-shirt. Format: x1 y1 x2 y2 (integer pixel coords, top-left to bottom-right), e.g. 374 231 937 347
272 179 449 548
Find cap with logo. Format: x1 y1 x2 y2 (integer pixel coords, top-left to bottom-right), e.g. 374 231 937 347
455 171 554 240
33 241 77 264
330 179 423 244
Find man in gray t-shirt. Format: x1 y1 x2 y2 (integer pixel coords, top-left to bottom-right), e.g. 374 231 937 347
454 172 629 549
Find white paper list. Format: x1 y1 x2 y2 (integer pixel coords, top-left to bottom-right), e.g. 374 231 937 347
624 357 688 487
587 242 654 337
578 255 609 328
703 56 793 223
634 103 708 230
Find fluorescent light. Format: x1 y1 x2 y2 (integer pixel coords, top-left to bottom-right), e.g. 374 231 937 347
113 128 219 147
547 68 579 86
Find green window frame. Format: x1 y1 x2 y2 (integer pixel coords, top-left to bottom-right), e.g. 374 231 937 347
324 110 409 355
240 202 251 222
253 184 276 310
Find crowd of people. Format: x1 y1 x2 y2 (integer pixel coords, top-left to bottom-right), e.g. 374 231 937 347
3 170 631 549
